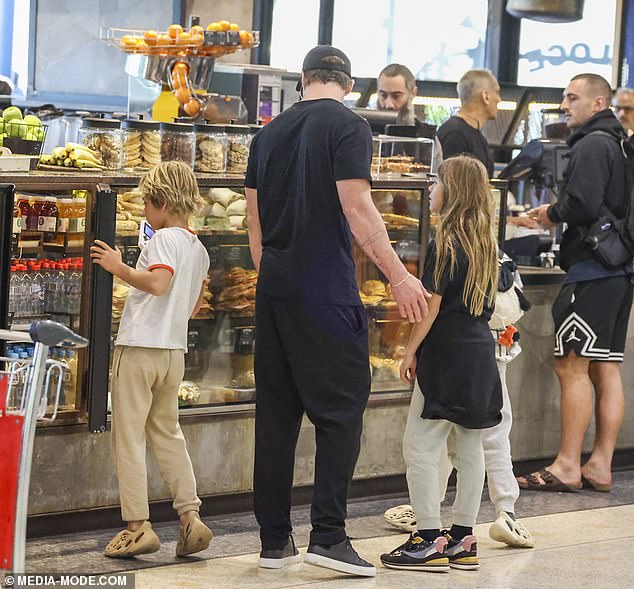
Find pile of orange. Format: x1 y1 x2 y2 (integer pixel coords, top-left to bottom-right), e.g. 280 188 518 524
118 21 256 55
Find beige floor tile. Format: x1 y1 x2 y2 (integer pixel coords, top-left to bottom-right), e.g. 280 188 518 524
135 505 634 589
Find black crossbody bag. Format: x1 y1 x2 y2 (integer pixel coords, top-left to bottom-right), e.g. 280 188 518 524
582 132 634 269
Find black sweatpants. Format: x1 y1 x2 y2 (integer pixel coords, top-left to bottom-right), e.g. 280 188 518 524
253 292 371 549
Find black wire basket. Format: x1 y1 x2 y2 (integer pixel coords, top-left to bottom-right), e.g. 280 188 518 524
2 123 49 169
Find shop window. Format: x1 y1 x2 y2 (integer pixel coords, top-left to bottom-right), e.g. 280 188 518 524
269 0 320 72
517 0 618 88
331 0 488 81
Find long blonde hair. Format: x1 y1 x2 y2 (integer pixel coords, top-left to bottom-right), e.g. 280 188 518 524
432 155 497 316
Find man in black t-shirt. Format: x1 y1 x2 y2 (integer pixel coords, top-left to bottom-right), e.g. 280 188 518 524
245 45 429 577
436 69 500 178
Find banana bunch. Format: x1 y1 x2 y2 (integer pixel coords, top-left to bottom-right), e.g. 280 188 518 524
40 143 105 169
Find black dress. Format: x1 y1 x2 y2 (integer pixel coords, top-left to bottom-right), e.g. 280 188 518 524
416 241 502 429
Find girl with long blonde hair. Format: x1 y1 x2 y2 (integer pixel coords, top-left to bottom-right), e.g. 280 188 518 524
381 155 502 573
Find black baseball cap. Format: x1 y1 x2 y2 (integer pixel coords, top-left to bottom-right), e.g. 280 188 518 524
296 45 352 91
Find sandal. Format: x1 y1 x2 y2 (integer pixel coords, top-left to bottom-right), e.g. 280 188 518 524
517 468 582 493
383 504 417 532
176 516 213 557
489 512 534 548
104 521 160 558
581 475 612 493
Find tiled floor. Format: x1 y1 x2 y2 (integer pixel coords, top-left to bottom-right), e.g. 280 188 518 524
22 469 634 588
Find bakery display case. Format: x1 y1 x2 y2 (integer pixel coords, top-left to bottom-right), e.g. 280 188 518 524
107 175 432 415
356 183 429 392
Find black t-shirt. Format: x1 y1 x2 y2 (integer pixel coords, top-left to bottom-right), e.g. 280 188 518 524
437 116 494 178
416 241 501 429
245 98 373 304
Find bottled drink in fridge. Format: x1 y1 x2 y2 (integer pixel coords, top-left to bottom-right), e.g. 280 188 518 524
68 262 82 315
31 262 45 316
8 264 18 316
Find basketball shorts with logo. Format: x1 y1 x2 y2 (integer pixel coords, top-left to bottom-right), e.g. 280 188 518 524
552 276 633 362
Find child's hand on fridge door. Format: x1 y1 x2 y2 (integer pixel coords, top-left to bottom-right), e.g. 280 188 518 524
90 239 123 275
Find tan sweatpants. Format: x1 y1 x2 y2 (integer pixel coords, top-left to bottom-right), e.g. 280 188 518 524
111 346 201 521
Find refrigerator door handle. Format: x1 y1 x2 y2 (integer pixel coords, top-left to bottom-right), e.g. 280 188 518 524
86 184 116 433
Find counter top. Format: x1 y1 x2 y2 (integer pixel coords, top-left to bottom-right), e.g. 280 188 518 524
518 265 566 286
1 170 431 190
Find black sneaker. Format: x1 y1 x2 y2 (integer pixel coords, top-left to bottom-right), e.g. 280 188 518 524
380 533 449 572
442 531 479 570
304 537 376 577
258 535 301 569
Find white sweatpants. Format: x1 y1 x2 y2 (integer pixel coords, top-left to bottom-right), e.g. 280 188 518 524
442 361 520 514
403 382 485 530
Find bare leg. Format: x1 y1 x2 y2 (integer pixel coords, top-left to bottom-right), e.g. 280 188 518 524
583 361 624 487
517 353 591 487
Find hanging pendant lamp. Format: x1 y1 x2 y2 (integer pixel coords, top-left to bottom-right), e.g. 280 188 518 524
506 0 585 23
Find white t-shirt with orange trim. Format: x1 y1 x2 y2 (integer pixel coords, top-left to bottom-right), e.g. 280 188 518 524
116 227 209 351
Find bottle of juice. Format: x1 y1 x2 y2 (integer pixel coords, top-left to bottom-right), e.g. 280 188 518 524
12 199 22 235
74 195 86 233
17 195 31 229
40 196 59 244
57 198 73 234
27 196 43 231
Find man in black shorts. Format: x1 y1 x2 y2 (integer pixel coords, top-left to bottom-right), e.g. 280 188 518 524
523 73 633 493
245 45 429 577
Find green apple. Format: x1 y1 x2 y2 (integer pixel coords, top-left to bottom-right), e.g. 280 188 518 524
6 119 27 138
34 127 45 141
23 114 42 127
25 130 39 141
2 106 23 122
0 132 6 146
0 119 3 134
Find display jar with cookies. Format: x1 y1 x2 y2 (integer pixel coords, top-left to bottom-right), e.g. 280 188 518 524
121 119 161 170
159 121 196 167
194 122 227 173
225 125 250 174
78 118 123 170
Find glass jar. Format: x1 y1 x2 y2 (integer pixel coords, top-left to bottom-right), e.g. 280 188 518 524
160 122 195 167
195 123 227 173
225 125 251 174
121 119 161 170
78 118 122 170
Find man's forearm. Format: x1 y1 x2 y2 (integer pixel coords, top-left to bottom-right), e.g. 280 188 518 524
348 208 409 284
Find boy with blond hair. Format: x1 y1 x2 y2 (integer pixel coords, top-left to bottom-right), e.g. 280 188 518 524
91 161 212 558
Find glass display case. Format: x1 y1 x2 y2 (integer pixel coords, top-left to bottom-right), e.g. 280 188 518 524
0 177 116 426
108 175 431 412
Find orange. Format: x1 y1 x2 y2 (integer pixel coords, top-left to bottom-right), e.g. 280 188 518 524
177 32 193 45
171 71 186 89
144 30 158 45
190 25 204 35
239 30 251 47
157 34 171 46
207 22 221 31
229 23 240 31
168 24 183 39
175 86 192 104
172 61 189 74
219 20 231 31
120 35 138 47
184 98 201 116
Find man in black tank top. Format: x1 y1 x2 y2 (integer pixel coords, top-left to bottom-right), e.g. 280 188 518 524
245 45 429 577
